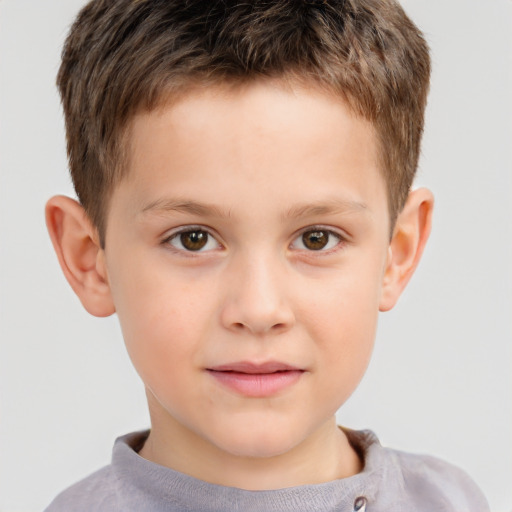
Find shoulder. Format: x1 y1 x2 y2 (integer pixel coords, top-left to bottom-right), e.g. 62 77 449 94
386 447 490 511
44 465 119 512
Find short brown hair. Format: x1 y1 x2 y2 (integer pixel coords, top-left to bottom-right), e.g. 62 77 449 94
57 0 430 245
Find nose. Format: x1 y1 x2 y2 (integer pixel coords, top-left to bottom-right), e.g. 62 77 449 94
219 253 295 336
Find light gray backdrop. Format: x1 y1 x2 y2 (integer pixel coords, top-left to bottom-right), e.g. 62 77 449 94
0 1 510 510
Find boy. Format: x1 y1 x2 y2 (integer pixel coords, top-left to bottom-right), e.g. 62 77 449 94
44 0 490 510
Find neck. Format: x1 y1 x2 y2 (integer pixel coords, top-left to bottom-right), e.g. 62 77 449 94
139 397 362 490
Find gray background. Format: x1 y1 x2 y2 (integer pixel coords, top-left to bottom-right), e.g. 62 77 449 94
1 0 510 510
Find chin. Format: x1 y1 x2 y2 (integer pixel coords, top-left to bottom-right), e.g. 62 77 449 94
210 425 302 459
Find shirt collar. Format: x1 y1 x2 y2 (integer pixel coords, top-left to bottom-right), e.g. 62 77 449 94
111 428 402 512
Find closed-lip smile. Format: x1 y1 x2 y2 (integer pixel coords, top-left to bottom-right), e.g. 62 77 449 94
206 361 305 397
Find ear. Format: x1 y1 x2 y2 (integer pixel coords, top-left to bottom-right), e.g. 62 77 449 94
379 188 434 312
45 195 115 317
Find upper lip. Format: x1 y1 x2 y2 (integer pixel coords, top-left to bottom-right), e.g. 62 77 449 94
207 361 303 374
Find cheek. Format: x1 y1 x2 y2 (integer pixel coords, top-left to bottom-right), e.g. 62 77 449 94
109 260 215 388
299 261 382 398
301 258 382 337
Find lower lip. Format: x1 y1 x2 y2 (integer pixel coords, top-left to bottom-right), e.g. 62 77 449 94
207 370 304 397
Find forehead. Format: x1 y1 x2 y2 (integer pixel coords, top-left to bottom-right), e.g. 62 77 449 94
114 80 387 224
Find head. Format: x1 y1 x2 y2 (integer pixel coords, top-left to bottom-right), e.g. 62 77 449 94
56 0 430 245
46 0 433 483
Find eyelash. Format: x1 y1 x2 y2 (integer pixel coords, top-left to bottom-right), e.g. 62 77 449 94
161 225 347 255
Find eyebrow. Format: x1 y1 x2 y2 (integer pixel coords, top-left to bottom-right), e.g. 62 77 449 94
140 196 368 220
140 198 232 218
282 198 368 220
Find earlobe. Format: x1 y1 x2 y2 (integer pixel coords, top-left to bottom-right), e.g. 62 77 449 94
379 188 434 312
45 195 115 317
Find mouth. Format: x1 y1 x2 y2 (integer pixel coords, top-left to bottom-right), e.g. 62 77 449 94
206 361 305 397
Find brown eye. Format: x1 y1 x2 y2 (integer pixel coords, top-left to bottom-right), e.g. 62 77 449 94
180 230 209 251
167 228 221 253
302 230 329 250
291 228 342 253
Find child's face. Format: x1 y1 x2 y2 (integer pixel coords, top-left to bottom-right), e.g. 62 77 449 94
103 81 391 458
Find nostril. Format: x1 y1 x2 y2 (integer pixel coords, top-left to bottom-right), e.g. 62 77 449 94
232 321 285 333
353 496 367 512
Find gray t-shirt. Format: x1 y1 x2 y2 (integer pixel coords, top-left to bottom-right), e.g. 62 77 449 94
44 429 489 511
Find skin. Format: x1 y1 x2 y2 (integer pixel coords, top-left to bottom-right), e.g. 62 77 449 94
46 80 433 490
